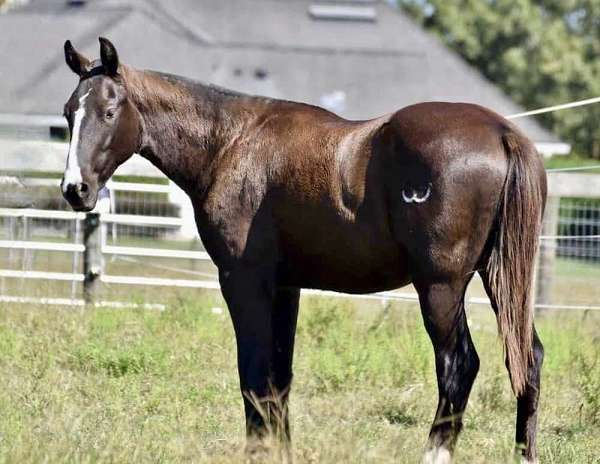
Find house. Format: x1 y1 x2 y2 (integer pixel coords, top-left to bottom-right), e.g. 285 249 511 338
0 0 569 178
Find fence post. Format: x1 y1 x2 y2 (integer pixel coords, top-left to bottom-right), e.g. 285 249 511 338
83 212 103 304
71 218 82 300
535 195 560 308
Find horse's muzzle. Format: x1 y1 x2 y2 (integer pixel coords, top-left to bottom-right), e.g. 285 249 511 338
62 180 95 211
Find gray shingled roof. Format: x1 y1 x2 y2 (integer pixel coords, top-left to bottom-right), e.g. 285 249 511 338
0 0 563 146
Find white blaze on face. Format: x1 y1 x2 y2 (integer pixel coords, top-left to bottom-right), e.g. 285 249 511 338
62 89 92 193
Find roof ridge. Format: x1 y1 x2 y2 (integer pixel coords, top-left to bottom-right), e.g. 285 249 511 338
207 40 425 57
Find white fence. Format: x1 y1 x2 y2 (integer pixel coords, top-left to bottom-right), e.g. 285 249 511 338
1 171 600 311
2 97 600 310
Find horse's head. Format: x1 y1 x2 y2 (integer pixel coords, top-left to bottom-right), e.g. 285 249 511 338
61 38 140 211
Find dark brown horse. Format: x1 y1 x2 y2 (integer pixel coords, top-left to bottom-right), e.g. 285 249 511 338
61 38 546 463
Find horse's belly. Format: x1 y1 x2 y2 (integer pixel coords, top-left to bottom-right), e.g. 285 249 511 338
277 236 412 293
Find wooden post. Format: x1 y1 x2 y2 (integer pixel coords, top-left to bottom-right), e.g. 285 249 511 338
83 212 103 304
8 217 17 265
20 216 31 292
22 216 33 273
535 195 560 308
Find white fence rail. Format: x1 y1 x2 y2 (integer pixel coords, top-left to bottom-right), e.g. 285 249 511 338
1 195 600 310
3 97 600 310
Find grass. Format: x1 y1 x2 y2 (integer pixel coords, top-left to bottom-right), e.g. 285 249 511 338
0 293 599 463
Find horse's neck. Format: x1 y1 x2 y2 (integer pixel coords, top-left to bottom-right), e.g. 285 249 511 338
126 69 254 195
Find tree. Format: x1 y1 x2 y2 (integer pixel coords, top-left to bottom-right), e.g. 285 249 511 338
396 0 600 157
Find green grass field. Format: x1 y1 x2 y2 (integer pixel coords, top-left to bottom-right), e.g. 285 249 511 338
0 293 598 463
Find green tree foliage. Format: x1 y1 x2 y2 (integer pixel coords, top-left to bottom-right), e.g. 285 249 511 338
397 0 600 157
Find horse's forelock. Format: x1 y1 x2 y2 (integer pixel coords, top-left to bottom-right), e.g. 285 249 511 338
78 61 108 80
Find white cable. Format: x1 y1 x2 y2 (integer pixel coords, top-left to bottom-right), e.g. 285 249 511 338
546 165 600 172
114 255 218 279
540 234 600 240
506 96 600 119
0 295 164 310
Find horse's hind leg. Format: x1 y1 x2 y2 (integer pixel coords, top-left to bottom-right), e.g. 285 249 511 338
515 328 543 463
480 270 544 463
414 276 479 463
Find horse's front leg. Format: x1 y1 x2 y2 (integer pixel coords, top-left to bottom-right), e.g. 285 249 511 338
219 267 296 448
271 287 300 441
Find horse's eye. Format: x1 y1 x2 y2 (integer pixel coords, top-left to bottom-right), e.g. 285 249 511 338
105 109 115 120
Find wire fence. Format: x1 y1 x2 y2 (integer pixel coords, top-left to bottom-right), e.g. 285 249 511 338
557 198 600 261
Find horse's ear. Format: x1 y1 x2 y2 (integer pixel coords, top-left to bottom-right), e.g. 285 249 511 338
64 40 90 76
99 37 119 76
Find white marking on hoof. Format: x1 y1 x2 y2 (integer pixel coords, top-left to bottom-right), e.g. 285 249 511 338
63 89 92 193
402 185 431 204
423 446 452 464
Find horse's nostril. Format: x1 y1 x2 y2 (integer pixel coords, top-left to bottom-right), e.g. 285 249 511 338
64 182 87 202
65 183 77 196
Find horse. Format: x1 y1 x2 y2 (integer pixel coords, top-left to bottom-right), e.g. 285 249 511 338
60 38 546 463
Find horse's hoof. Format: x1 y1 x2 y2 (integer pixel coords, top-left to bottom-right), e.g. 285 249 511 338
422 446 452 464
244 437 293 464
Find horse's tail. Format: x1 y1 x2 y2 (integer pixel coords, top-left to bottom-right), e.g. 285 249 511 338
484 131 546 395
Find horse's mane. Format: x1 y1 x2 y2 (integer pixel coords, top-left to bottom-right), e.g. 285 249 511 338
121 66 255 111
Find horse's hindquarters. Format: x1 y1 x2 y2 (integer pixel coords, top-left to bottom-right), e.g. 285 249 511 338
381 104 510 280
